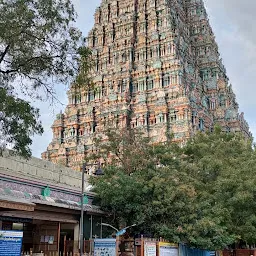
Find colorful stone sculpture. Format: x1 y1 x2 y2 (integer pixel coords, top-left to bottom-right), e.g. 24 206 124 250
42 0 251 171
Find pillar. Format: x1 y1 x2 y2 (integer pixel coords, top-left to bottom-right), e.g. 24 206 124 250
74 223 80 255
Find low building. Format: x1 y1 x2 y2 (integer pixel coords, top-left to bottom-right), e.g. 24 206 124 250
0 151 104 255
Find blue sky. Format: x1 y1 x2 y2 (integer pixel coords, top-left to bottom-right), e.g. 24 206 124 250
31 0 256 157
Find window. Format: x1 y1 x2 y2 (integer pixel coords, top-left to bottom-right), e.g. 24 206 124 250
132 83 138 93
94 37 98 46
139 81 145 91
108 4 111 21
75 94 81 104
117 1 119 16
102 27 106 46
93 36 96 47
170 111 177 122
210 97 216 109
148 79 154 90
122 53 127 62
171 114 176 122
88 91 95 102
112 23 116 41
122 80 126 92
159 114 164 123
70 128 75 137
219 95 226 107
163 75 170 87
157 18 162 27
150 49 153 58
161 45 166 56
199 118 204 131
102 86 106 97
192 111 196 125
171 75 177 84
201 70 209 81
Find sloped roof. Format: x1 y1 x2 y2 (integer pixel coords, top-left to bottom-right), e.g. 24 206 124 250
0 187 104 215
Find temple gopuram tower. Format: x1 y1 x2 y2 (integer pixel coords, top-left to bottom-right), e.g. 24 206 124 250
42 0 251 171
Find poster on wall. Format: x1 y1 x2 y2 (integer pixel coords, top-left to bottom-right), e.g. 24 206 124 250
158 242 178 256
48 236 54 244
144 241 157 256
94 238 116 256
0 230 23 256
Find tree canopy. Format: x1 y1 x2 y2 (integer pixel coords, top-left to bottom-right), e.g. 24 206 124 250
0 0 92 157
90 128 256 250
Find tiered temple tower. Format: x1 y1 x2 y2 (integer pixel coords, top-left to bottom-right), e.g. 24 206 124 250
42 0 251 171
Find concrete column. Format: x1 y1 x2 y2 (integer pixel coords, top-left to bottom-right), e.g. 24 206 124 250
74 223 80 254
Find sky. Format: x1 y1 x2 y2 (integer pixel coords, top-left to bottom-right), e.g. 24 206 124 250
31 0 256 158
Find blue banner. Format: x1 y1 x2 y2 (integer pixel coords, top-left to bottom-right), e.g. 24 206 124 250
179 244 215 256
0 230 23 256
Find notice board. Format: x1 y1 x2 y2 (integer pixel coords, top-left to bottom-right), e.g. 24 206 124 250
0 230 23 256
158 242 178 256
94 238 116 256
144 241 157 256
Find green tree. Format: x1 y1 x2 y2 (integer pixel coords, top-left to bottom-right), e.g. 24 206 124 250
0 0 92 157
182 128 256 248
90 129 199 244
0 88 43 157
90 129 157 228
90 128 256 250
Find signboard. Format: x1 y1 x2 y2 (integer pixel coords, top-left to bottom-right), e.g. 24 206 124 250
144 242 157 256
0 230 23 256
0 217 32 223
158 242 178 256
135 238 141 246
94 239 116 256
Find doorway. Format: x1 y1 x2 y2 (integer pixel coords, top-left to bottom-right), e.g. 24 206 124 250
59 229 74 256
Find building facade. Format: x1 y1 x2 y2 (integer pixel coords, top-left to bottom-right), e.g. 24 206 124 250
0 151 104 255
42 0 251 171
